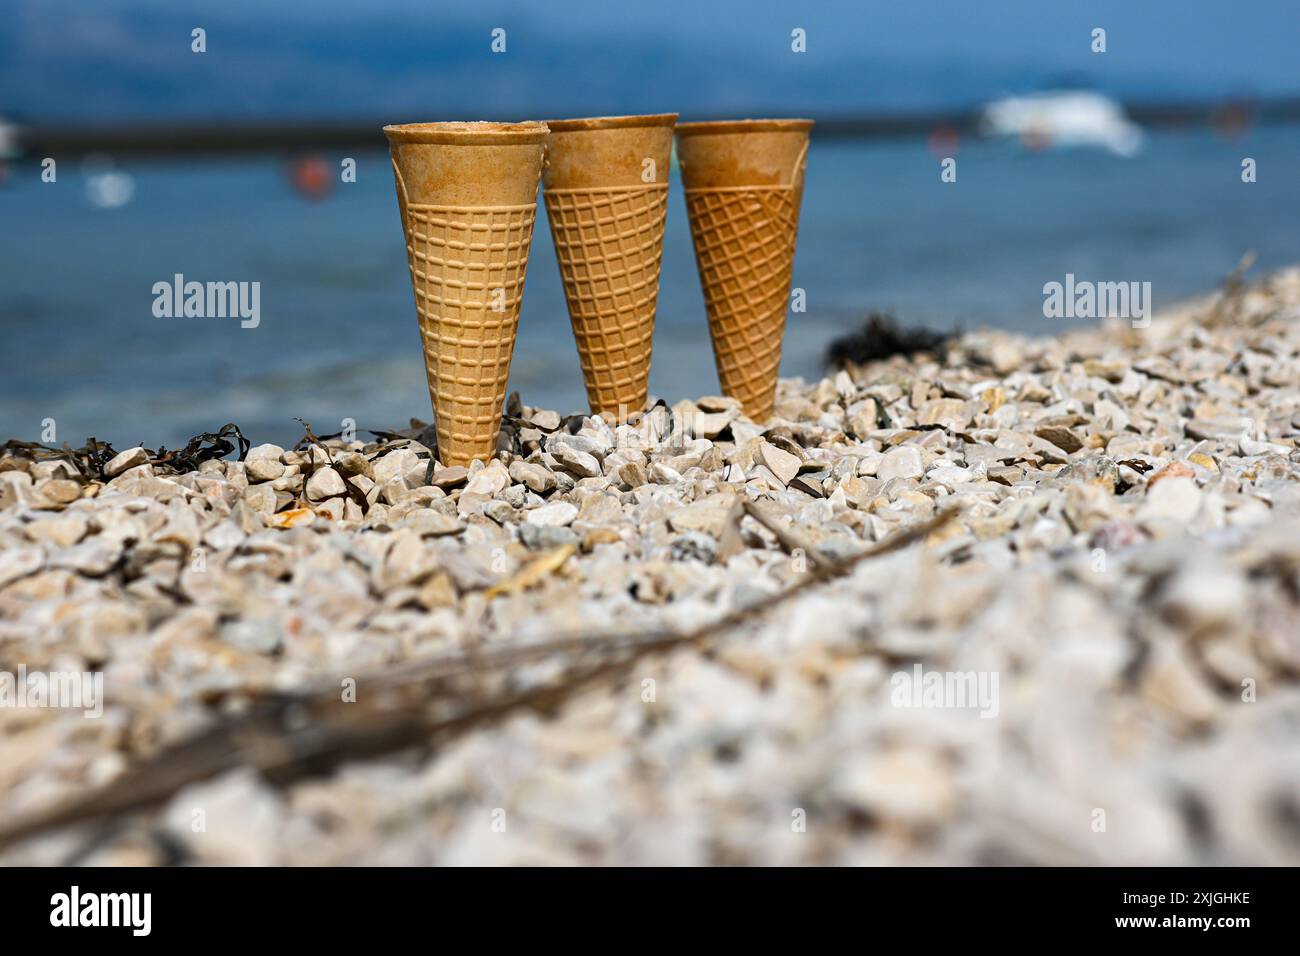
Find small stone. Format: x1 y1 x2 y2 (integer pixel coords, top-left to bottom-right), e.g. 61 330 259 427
464 461 509 496
456 491 490 517
1053 455 1119 492
878 445 924 481
105 446 149 477
313 497 346 520
1240 436 1291 457
986 465 1022 486
1146 460 1196 490
619 462 649 488
1093 398 1130 432
1185 417 1244 442
552 444 602 479
305 467 346 501
25 513 89 548
577 493 622 524
1083 358 1127 382
650 462 683 484
582 526 621 549
270 507 316 529
51 538 122 575
1158 561 1249 634
247 443 285 461
668 494 737 537
403 509 465 536
789 474 826 497
670 531 717 563
431 465 469 489
242 483 279 514
981 386 1006 413
40 478 83 504
524 408 562 431
692 411 734 439
925 465 973 486
987 341 1022 375
334 451 374 481
248 452 286 482
519 523 579 550
509 460 555 494
164 769 288 865
1035 425 1083 454
373 448 420 485
271 468 303 493
1140 637 1220 727
1140 476 1202 523
417 572 458 609
549 434 607 460
756 441 800 486
526 502 578 527
482 499 516 525
833 749 956 830
0 546 43 588
917 398 972 430
696 394 740 413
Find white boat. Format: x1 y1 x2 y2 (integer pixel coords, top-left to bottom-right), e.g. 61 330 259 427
0 118 19 160
979 90 1144 156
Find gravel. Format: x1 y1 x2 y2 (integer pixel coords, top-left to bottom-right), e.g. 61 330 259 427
2 268 1300 865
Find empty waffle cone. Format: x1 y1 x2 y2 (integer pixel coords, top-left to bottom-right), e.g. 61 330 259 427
543 114 676 417
677 119 813 422
385 121 548 466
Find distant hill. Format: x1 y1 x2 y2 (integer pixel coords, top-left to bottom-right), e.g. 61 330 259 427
2 0 1295 122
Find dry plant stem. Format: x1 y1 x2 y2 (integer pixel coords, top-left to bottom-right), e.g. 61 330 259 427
1204 249 1258 327
740 498 828 566
343 505 958 689
0 508 958 851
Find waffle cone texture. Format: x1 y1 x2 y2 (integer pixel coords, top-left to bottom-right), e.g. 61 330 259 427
543 115 676 417
677 119 812 422
385 122 547 466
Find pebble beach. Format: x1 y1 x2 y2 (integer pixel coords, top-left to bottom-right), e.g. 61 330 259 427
2 268 1300 865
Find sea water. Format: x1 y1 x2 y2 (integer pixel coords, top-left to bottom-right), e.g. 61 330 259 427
1 125 1297 448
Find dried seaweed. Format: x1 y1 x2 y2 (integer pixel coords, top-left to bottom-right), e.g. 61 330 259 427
151 423 250 474
0 437 116 480
0 423 249 480
826 312 955 370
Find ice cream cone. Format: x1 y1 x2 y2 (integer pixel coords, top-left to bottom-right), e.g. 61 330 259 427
676 119 812 422
542 114 676 417
384 121 548 466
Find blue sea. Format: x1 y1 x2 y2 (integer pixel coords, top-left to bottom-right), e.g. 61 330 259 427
2 124 1298 449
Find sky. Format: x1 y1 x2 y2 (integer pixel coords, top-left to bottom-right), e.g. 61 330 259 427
2 0 1298 122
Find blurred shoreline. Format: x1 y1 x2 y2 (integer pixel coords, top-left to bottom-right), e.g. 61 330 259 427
10 95 1298 157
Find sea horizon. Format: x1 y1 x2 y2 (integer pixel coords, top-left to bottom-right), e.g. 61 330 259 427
3 121 1298 450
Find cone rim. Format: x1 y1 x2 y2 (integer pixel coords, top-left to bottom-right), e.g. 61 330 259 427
676 118 814 136
384 121 550 145
546 113 679 133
